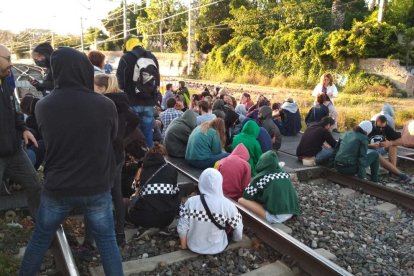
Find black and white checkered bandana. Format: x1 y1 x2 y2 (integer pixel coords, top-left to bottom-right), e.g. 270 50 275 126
245 172 290 196
141 183 180 196
180 205 242 228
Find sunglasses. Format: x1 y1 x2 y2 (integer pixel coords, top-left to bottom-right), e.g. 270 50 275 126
0 56 11 63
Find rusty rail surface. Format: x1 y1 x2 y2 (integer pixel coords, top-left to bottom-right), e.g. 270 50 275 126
167 159 351 276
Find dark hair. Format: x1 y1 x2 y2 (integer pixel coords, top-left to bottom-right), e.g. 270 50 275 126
145 142 167 157
166 83 173 90
201 91 211 98
316 94 325 105
320 116 335 127
258 98 270 108
166 97 176 108
192 94 201 101
198 100 209 113
376 115 387 124
88 51 105 69
272 102 281 110
242 92 250 99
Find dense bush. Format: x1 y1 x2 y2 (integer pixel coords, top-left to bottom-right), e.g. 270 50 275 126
200 20 407 96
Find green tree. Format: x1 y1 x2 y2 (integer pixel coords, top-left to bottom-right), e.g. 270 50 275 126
385 0 414 27
84 27 109 50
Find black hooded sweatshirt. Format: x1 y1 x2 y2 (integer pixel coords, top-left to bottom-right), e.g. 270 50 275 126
35 47 118 197
32 43 54 96
130 153 180 227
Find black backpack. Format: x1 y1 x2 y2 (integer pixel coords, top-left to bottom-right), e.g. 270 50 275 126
130 47 159 96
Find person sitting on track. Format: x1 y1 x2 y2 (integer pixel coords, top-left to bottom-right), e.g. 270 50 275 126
217 144 251 200
160 97 183 139
164 109 197 158
368 115 411 184
240 92 254 110
371 103 395 130
401 120 414 148
88 50 106 75
334 121 380 182
177 168 243 254
238 150 299 224
196 99 216 125
277 98 302 136
258 105 282 150
305 94 329 127
296 116 337 166
185 118 230 169
128 143 180 229
231 120 263 176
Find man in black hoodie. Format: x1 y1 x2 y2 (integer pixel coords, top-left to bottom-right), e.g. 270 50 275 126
116 36 160 148
19 47 123 276
0 44 41 218
30 42 54 96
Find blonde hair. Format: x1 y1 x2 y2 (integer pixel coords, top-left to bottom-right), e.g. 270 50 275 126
94 74 119 94
200 118 226 147
320 73 334 86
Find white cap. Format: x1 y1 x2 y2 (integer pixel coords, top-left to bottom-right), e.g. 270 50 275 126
359 120 373 135
408 120 414 136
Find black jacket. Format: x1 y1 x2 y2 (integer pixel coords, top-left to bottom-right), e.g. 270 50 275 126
296 124 337 157
133 153 179 214
116 46 160 106
0 78 27 156
35 47 118 197
32 43 54 95
104 92 140 164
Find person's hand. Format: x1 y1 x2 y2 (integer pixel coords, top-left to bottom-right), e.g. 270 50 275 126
28 78 40 87
379 140 392 148
23 130 38 147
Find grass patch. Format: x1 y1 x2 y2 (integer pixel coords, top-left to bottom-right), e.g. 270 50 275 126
0 253 20 275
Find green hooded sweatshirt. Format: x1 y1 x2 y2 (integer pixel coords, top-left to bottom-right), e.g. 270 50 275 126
243 151 300 216
231 120 263 176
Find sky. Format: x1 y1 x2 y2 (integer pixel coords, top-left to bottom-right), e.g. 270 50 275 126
0 0 144 35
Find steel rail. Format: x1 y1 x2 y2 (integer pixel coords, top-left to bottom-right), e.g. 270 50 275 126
324 169 414 211
51 225 80 276
167 160 351 276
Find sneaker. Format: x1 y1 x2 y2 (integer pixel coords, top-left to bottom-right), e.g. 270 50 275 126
398 174 412 184
158 227 172 236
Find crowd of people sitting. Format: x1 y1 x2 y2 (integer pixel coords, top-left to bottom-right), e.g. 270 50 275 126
1 37 414 274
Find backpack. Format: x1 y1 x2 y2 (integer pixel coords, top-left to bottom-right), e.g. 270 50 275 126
130 47 159 96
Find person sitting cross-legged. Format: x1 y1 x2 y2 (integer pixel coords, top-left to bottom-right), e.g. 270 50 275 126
238 151 299 224
160 97 183 139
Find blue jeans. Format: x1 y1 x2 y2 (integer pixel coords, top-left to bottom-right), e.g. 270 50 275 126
0 148 41 218
189 152 230 169
315 148 334 164
131 105 154 148
19 192 123 276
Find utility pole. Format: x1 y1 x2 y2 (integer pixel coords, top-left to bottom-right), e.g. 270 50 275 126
123 0 128 39
159 0 164 52
187 0 192 75
378 0 385 22
80 17 85 52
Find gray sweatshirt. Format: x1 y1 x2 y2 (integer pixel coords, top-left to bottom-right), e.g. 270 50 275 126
177 168 243 254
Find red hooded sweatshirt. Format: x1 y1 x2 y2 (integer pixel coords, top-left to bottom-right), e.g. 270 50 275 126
217 144 251 200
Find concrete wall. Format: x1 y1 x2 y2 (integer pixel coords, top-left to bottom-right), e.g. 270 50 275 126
359 58 414 97
102 51 189 77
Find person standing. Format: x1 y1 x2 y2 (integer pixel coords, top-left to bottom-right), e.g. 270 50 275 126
0 44 41 218
19 47 123 275
312 73 339 131
30 42 54 96
117 36 160 148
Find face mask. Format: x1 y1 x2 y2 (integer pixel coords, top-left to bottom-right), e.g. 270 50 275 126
34 59 47 67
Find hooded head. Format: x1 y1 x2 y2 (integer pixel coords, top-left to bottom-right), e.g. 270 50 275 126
241 120 260 138
50 47 94 90
381 104 395 118
259 106 272 120
359 120 373 135
255 150 282 176
231 143 249 161
32 42 54 68
235 104 247 116
180 109 197 129
198 168 223 197
212 99 225 111
124 36 140 52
